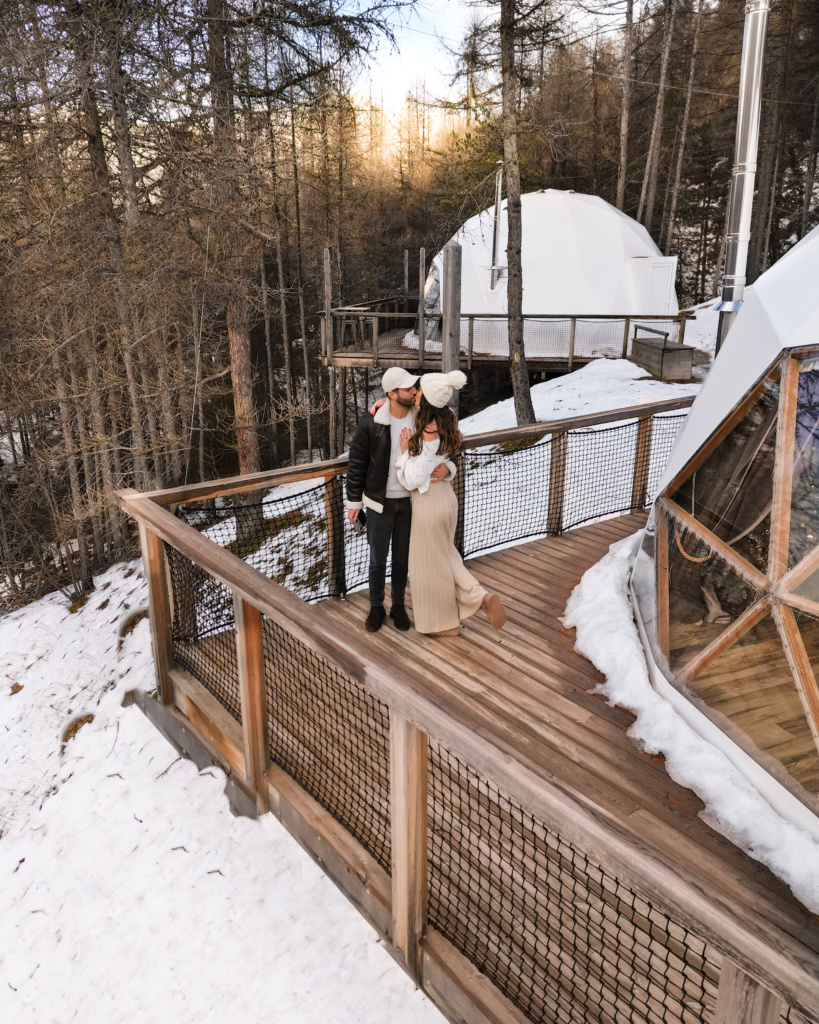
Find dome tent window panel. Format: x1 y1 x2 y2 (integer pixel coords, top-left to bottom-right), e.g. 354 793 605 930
685 612 819 800
789 361 819 569
787 608 819 752
670 366 780 574
665 514 763 673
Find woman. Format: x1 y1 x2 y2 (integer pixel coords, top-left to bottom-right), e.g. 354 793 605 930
391 371 507 636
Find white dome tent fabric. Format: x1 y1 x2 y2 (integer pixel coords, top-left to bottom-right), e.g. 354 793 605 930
424 189 679 317
658 222 819 494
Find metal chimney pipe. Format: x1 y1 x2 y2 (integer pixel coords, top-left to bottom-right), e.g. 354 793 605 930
715 0 771 354
490 160 503 289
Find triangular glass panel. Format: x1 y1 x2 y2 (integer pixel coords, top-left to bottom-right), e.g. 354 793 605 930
672 367 779 573
687 613 819 798
668 518 763 672
789 363 819 568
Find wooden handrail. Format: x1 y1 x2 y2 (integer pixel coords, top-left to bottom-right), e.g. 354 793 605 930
139 395 695 508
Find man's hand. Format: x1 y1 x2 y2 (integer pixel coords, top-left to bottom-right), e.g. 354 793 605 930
430 464 448 483
347 509 359 523
368 397 387 416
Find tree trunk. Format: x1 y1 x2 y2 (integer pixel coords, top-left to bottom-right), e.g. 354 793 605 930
662 0 704 254
207 0 260 478
500 0 535 426
616 0 634 211
274 225 297 465
638 0 677 232
290 91 313 459
103 11 139 228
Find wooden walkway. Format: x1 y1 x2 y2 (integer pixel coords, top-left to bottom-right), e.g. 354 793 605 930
319 514 819 941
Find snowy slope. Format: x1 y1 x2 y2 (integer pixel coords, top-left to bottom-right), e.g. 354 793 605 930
459 358 699 435
0 565 440 1024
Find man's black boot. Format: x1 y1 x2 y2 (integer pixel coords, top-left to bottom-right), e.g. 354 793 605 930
390 604 411 631
365 605 386 633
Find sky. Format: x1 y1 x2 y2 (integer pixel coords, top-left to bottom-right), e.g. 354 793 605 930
360 0 484 111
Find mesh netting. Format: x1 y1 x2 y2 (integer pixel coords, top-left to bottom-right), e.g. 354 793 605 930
427 743 721 1024
262 615 392 872
175 484 345 602
164 545 241 721
459 412 686 558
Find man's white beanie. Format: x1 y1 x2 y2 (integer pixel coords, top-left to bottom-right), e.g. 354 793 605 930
420 370 468 409
381 367 420 392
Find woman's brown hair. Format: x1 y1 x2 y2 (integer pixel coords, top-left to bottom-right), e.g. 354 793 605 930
407 396 463 458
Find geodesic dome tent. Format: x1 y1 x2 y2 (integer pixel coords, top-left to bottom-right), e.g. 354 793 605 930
423 189 679 317
632 225 819 835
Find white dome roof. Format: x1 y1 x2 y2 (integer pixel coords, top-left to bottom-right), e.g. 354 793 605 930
437 189 673 316
660 222 819 490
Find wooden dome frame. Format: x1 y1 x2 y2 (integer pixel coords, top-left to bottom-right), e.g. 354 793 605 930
655 349 819 788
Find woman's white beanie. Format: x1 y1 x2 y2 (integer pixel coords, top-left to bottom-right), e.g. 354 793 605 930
420 370 467 409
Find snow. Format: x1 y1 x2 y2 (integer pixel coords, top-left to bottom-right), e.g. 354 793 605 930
0 565 440 1024
680 298 722 358
458 358 699 435
562 533 819 914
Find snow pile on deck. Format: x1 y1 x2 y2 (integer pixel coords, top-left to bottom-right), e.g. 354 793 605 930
0 567 439 1024
562 534 819 914
459 358 698 434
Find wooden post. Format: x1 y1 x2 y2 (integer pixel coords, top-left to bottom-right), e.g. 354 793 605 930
630 415 654 510
713 960 785 1024
622 317 631 358
656 506 670 663
567 317 576 371
467 316 474 370
442 241 462 410
769 356 799 579
403 248 409 312
677 313 687 347
372 315 379 368
138 522 175 705
325 473 346 598
454 452 466 557
547 432 568 535
234 595 269 815
390 713 428 983
418 248 426 370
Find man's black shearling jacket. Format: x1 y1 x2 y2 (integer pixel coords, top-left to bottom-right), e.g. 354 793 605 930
345 402 411 514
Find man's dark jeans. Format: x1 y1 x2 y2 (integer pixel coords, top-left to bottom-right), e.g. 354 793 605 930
366 496 411 609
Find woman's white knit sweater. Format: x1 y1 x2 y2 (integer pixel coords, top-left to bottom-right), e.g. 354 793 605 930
395 439 449 493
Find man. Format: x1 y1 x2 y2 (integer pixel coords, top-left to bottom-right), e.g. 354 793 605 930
346 367 451 632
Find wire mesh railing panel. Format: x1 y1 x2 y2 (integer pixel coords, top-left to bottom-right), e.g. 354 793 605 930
631 319 682 349
572 319 629 359
261 615 392 872
460 435 554 558
562 422 640 531
176 483 341 603
427 743 721 1024
164 545 241 722
646 413 688 501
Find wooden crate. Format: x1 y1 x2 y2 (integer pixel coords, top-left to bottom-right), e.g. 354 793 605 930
632 335 694 381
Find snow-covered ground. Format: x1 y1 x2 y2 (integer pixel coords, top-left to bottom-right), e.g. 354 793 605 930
0 565 440 1024
563 534 819 914
459 358 698 434
680 297 721 359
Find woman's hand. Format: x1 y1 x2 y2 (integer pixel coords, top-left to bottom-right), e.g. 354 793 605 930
400 427 411 453
368 397 387 416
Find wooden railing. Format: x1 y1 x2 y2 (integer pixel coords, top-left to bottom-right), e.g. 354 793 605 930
327 307 691 368
117 397 819 1024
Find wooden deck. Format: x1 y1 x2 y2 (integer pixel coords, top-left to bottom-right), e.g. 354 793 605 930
319 515 819 942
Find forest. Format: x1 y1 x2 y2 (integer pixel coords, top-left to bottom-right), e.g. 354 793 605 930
1 0 817 607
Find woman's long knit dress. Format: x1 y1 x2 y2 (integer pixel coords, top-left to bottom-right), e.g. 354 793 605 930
396 440 486 634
